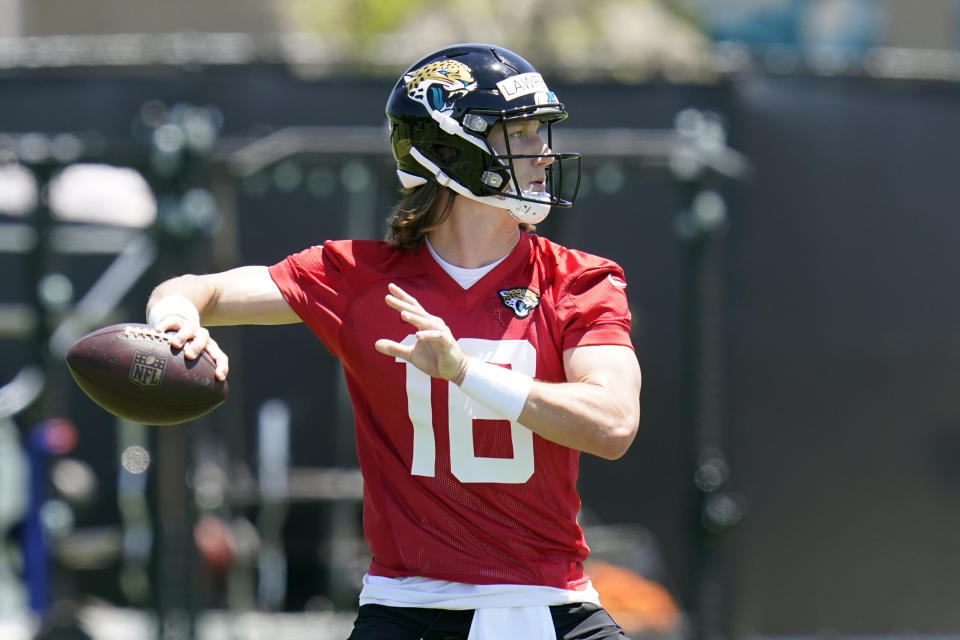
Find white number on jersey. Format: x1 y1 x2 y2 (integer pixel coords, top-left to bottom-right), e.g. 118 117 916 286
398 337 536 484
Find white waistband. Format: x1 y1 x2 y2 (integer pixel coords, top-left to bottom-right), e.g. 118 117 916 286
358 574 601 610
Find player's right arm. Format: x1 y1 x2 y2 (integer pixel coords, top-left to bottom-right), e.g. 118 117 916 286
149 266 299 327
146 266 300 380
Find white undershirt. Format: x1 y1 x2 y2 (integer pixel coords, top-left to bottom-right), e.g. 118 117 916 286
424 238 507 289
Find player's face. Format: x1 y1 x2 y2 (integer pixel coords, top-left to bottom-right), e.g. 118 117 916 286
488 119 554 197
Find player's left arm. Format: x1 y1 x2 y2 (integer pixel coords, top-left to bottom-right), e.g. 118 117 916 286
375 283 641 460
515 344 641 460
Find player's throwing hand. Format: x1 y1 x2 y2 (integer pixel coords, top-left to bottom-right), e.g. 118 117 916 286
153 314 230 381
374 283 469 384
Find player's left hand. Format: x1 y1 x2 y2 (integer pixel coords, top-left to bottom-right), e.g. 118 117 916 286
374 283 469 383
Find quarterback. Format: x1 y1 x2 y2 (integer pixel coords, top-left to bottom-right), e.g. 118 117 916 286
146 44 642 639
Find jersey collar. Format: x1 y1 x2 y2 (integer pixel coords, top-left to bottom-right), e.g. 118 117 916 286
418 232 533 309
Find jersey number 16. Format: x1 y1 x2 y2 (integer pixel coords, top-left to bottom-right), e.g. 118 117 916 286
397 337 536 484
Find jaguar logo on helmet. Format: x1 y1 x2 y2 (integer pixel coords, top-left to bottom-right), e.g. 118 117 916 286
498 288 541 319
404 60 478 114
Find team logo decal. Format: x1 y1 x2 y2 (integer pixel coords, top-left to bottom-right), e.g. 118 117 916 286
498 288 540 319
129 352 167 388
404 60 478 114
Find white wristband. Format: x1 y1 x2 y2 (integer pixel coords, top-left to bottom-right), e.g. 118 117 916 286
458 357 533 422
147 295 200 328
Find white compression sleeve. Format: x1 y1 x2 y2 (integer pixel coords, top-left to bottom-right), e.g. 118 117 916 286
147 295 200 327
458 357 533 422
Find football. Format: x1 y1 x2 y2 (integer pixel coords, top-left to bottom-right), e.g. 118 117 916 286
65 323 228 425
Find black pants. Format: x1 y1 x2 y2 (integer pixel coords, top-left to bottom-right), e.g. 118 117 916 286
347 603 632 640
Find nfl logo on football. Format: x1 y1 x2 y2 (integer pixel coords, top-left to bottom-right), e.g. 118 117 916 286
129 352 166 387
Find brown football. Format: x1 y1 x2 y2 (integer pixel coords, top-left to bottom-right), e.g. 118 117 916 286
65 323 228 425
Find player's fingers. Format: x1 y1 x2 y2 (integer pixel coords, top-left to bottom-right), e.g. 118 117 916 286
384 294 411 312
154 315 179 334
387 283 424 309
183 327 210 359
167 324 203 351
403 311 451 338
387 282 410 299
400 309 435 330
156 316 191 348
172 328 195 350
387 295 441 322
374 338 410 359
385 294 430 320
205 340 230 381
415 329 447 343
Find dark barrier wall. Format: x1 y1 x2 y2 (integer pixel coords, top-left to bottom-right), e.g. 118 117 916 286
723 74 960 635
1 66 959 635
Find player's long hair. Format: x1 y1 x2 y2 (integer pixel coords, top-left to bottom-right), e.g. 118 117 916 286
385 182 535 251
385 182 454 250
386 141 533 249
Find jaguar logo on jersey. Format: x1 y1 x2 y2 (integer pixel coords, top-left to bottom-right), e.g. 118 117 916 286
404 60 478 114
129 352 167 388
498 288 540 319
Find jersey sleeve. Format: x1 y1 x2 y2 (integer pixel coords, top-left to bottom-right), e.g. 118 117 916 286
557 265 634 351
268 244 348 356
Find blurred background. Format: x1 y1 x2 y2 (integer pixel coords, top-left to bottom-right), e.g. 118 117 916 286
2 1 960 639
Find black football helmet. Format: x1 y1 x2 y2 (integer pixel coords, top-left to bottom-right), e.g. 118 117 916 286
386 43 581 224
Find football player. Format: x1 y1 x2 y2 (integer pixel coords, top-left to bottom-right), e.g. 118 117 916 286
147 44 643 640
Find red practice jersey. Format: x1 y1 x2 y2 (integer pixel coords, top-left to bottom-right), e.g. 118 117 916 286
268 232 633 590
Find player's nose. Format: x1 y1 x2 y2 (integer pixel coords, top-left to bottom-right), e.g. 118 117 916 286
531 133 553 166
534 145 555 167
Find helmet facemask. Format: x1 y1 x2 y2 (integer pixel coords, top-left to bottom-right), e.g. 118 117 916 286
399 104 582 225
476 105 582 224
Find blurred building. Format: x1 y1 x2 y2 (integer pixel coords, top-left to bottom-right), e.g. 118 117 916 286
886 0 959 49
684 0 960 51
0 0 957 80
0 1 17 37
1 0 280 36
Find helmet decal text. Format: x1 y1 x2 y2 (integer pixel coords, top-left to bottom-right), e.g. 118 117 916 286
496 72 550 101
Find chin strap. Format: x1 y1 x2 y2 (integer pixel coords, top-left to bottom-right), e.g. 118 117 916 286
405 148 551 225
